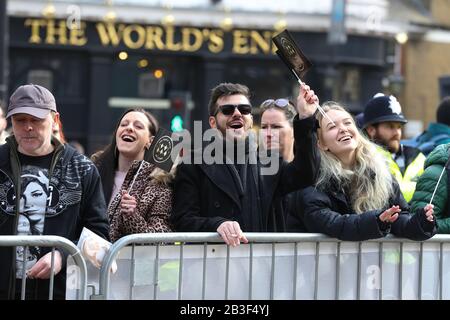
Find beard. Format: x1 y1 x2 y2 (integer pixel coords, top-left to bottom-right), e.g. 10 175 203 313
373 135 400 153
216 121 250 142
386 139 400 153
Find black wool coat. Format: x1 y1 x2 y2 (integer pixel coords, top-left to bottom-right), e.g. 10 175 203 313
171 115 319 233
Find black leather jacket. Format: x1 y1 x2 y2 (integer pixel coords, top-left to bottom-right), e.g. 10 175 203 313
0 136 109 299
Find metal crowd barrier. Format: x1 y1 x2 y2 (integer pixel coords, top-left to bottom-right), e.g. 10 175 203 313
89 233 450 300
0 235 88 300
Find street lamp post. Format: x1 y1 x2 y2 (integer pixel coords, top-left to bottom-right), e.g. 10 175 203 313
388 32 408 97
0 0 8 108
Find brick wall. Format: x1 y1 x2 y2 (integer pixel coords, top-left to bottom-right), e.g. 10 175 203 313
402 0 450 130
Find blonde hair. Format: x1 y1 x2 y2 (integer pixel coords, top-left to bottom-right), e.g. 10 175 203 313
315 102 393 213
149 155 180 185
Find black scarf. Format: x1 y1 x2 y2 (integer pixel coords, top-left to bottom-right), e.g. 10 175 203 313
224 138 262 231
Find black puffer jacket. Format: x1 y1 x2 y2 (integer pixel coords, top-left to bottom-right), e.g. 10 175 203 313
0 136 109 299
299 180 436 241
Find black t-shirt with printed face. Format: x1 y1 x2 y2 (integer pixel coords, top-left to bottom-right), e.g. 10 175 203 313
15 151 54 278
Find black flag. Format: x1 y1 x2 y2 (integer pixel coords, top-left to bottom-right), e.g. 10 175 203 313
146 127 180 172
272 29 312 81
272 29 335 125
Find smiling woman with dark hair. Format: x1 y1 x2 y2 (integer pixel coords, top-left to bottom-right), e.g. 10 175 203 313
92 108 159 203
92 108 175 242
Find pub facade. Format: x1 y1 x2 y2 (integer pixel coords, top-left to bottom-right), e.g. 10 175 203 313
6 1 407 154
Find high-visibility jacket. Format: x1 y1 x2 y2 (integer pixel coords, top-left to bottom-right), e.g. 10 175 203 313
377 145 425 203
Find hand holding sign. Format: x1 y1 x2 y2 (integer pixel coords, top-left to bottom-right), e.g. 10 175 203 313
297 83 319 119
272 30 335 125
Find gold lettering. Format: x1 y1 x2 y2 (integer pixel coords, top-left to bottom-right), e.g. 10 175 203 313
272 34 278 54
69 22 87 46
145 26 165 50
96 22 124 46
232 30 250 54
123 24 146 49
58 20 69 44
182 28 203 52
208 29 224 53
44 20 54 44
249 30 271 54
24 19 45 44
165 26 182 51
45 19 68 44
24 18 278 55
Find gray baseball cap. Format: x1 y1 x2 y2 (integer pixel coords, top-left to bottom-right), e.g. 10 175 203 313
7 84 57 119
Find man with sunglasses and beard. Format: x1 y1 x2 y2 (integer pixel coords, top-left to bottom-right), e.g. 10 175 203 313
171 82 319 246
363 93 425 203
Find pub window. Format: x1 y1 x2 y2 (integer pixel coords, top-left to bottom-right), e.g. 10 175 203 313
27 70 53 91
333 67 360 107
138 73 164 98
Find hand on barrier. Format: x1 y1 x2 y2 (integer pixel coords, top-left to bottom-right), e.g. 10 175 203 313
120 190 137 216
217 221 248 247
27 250 62 279
379 205 401 223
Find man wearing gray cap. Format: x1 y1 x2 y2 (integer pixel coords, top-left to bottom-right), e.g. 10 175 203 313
0 84 109 299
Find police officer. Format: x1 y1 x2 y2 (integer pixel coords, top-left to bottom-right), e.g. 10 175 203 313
362 93 425 203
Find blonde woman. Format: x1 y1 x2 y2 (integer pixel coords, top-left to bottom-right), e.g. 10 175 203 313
299 102 436 241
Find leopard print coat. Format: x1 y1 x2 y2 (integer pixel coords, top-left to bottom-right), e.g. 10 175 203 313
108 160 173 242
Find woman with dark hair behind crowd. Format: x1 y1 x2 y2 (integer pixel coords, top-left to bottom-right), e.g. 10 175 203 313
297 101 436 241
259 98 307 231
260 98 296 162
92 108 174 242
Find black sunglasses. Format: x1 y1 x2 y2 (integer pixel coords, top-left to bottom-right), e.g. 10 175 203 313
261 98 292 108
215 104 252 116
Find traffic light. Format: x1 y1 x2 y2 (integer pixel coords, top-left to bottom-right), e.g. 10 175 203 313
170 115 184 132
169 91 191 132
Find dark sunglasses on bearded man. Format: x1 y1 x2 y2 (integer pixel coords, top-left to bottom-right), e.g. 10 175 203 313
214 104 252 116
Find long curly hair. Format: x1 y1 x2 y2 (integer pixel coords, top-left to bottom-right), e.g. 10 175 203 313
315 102 393 213
91 108 159 203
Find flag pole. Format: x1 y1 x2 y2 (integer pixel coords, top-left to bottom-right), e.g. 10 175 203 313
429 166 446 206
127 160 144 194
291 69 335 126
